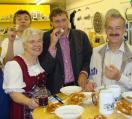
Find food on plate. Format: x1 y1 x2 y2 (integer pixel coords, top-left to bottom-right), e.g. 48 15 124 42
46 102 63 113
116 99 132 115
126 96 132 99
66 93 85 105
94 114 107 119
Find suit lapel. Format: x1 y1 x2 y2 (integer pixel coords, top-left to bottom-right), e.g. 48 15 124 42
98 44 107 66
121 43 132 73
69 30 79 79
98 44 107 83
56 42 64 70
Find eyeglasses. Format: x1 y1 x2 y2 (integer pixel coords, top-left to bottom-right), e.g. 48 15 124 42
53 18 67 25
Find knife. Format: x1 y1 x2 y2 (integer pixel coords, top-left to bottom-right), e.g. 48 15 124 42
53 95 64 104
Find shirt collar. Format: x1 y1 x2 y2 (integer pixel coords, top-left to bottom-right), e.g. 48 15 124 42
106 42 125 53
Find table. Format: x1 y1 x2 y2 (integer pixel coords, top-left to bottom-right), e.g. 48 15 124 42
32 93 127 119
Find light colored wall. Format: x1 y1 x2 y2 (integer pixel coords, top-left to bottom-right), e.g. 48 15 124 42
66 0 131 45
66 0 131 30
66 0 130 18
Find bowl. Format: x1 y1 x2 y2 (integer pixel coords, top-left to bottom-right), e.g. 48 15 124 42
122 91 132 103
55 105 84 119
60 86 82 96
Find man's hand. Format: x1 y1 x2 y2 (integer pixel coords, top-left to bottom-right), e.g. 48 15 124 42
85 82 96 91
78 73 88 89
49 28 63 48
104 65 121 81
7 26 17 42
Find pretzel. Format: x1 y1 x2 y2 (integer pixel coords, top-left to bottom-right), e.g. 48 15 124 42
94 114 107 119
46 102 62 113
66 93 85 105
116 99 132 115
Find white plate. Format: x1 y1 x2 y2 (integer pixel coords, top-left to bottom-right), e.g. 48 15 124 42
122 91 132 103
55 105 84 119
60 86 82 96
82 92 93 105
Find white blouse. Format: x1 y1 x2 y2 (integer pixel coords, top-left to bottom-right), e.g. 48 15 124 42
3 58 44 93
1 36 24 63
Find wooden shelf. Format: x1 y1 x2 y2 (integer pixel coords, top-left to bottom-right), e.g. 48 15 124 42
0 19 50 23
0 20 51 30
0 20 11 23
32 20 50 22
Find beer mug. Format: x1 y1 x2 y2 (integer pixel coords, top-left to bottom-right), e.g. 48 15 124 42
107 85 121 104
99 89 114 115
33 86 48 107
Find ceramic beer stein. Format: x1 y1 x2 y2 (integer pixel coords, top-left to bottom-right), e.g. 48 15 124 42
92 89 115 115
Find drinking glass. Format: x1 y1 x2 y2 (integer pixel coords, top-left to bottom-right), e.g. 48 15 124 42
33 86 48 107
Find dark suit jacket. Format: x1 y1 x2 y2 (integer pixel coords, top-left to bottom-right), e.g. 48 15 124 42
39 29 92 94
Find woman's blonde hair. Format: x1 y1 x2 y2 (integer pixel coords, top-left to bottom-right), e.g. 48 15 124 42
22 27 43 43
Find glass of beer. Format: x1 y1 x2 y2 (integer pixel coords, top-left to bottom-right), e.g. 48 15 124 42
33 86 48 107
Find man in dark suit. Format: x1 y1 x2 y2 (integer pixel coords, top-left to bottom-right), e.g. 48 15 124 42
39 8 92 94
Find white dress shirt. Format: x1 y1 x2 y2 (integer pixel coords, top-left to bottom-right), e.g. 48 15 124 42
1 36 24 63
100 43 124 86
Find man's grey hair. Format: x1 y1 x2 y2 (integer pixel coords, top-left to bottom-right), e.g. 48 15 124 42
104 9 126 28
